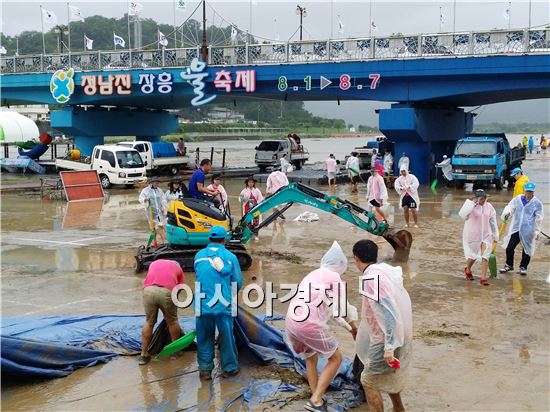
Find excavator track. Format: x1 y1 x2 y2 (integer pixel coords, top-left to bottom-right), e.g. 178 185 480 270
135 243 253 273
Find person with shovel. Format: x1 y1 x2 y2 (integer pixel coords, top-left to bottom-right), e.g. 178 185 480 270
139 176 168 248
458 190 499 286
346 152 361 193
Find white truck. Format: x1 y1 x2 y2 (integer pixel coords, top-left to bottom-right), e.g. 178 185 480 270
117 141 189 176
254 137 309 172
55 145 147 189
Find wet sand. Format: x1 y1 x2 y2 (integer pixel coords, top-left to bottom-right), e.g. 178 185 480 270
1 155 549 411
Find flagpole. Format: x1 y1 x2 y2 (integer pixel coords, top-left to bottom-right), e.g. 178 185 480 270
452 0 457 33
127 1 132 50
439 6 442 33
369 0 373 37
40 5 46 55
508 1 511 29
173 0 177 48
67 2 71 53
84 34 86 51
114 32 116 50
330 0 333 39
528 0 531 29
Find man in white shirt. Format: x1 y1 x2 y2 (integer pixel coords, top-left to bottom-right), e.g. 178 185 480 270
346 152 360 193
326 154 337 188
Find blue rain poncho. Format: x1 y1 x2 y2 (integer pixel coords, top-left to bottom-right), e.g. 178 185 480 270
501 194 544 256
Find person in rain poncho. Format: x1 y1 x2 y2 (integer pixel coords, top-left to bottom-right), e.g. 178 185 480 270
139 176 168 247
194 226 243 380
326 154 338 188
383 152 393 176
394 168 420 228
206 174 228 213
366 168 388 222
528 136 535 154
510 167 529 199
522 135 528 148
239 178 264 238
266 169 290 220
352 239 412 412
459 190 499 286
346 152 360 193
436 155 453 186
285 241 358 412
280 154 292 175
500 182 544 275
398 153 409 172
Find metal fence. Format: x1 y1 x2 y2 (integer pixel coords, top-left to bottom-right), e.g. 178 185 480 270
2 28 549 74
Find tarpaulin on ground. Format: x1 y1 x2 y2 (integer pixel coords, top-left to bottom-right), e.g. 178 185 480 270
2 311 363 410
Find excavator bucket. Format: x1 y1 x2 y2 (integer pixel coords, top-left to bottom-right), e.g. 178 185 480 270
383 229 413 262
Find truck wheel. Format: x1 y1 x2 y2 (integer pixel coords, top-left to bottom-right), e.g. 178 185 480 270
494 176 504 190
293 160 302 170
454 180 465 189
259 166 267 173
170 166 179 176
125 184 134 188
99 174 111 189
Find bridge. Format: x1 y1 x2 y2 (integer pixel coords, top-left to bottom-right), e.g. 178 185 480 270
2 27 550 182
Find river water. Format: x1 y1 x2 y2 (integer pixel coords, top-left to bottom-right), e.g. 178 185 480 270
1 138 549 411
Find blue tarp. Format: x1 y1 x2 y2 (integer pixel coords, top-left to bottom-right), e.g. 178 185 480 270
1 311 363 410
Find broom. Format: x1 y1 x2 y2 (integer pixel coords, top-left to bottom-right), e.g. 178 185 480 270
489 217 508 278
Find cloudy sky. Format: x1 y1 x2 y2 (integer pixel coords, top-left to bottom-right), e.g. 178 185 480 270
2 1 549 124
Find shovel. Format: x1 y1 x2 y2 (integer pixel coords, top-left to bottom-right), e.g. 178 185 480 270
489 217 508 278
146 202 156 248
157 331 197 358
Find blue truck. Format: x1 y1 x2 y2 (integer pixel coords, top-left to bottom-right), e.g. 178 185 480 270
451 133 525 190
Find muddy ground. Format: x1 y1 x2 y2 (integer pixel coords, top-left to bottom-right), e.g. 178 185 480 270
1 155 549 411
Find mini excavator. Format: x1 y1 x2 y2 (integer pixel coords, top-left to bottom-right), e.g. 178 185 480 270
136 182 412 271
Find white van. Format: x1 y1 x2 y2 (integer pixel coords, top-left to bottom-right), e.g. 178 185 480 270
117 141 190 176
56 145 147 188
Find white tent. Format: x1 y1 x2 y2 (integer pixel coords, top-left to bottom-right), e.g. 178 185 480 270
0 111 40 142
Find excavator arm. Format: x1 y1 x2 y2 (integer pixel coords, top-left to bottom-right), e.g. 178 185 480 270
232 182 412 260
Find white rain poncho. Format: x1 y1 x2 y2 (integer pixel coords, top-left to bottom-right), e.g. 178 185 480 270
459 199 499 260
501 195 544 256
139 186 168 228
346 155 360 177
356 263 413 375
366 173 388 203
398 155 409 171
383 153 393 174
394 171 420 210
165 189 183 202
437 157 453 181
285 241 358 358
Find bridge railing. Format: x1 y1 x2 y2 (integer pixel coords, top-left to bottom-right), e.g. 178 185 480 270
1 28 548 74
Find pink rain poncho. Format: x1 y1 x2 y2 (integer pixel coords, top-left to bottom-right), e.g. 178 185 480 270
356 263 412 392
366 173 388 203
285 242 358 358
459 199 499 260
266 171 289 195
394 171 420 210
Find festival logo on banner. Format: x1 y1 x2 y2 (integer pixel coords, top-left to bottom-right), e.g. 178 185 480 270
50 69 75 103
180 58 216 107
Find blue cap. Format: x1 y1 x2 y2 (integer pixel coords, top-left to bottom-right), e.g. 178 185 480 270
524 182 536 191
209 225 227 239
510 167 522 177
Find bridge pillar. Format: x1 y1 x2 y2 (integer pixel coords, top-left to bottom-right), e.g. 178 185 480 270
50 107 179 157
378 104 473 183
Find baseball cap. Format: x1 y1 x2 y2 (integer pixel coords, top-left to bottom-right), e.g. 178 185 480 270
209 225 227 239
510 167 522 177
524 182 536 191
150 176 160 183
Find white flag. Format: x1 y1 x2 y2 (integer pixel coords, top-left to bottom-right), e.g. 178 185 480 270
230 26 238 42
69 5 84 22
337 15 344 35
85 35 93 50
177 0 186 10
41 8 58 25
370 19 378 32
440 12 446 25
503 6 510 20
0 46 6 55
114 33 126 47
128 1 143 16
158 31 168 47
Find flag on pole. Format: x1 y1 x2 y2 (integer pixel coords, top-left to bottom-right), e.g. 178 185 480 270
0 46 6 55
177 0 186 10
440 12 446 25
230 26 238 43
84 35 93 50
129 1 143 16
337 15 344 35
42 8 58 25
69 5 84 22
370 19 378 32
114 33 126 47
158 30 168 47
503 5 511 20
